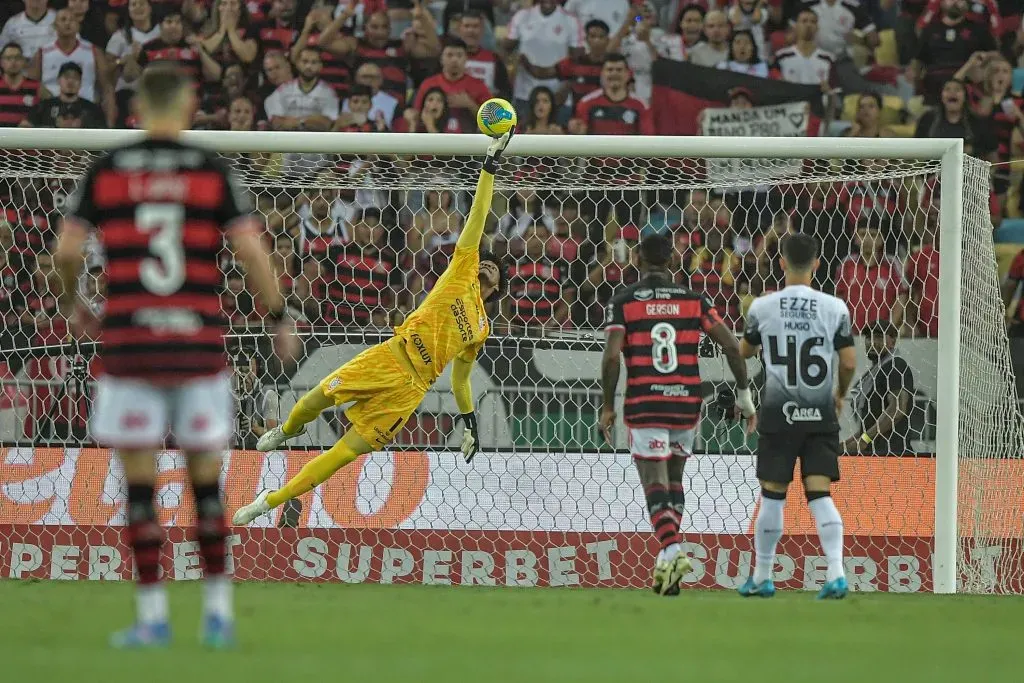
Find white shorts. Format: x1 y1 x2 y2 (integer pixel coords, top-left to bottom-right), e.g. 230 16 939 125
91 373 234 451
628 427 697 461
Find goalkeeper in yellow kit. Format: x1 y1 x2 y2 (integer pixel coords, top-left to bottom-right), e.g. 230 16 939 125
232 132 513 526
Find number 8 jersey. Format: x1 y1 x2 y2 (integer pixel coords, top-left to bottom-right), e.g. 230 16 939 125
743 284 855 433
605 276 724 430
63 139 257 382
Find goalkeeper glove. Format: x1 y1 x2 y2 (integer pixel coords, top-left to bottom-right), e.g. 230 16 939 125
457 412 481 463
483 130 514 174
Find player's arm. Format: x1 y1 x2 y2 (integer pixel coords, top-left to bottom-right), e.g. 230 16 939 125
452 351 481 463
455 131 513 252
599 297 626 444
54 166 100 317
834 306 857 418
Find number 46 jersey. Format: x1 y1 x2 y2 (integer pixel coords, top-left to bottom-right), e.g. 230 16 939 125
64 138 256 382
743 284 855 433
605 276 724 431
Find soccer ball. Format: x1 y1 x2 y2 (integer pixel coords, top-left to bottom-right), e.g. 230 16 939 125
477 98 517 138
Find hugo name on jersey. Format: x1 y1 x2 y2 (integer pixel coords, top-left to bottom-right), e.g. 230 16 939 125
605 277 723 430
743 284 854 432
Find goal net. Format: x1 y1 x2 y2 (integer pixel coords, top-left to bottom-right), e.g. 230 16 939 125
0 131 1020 593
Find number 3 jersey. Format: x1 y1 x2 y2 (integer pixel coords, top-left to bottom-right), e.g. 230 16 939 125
63 138 256 382
743 284 855 433
605 274 723 430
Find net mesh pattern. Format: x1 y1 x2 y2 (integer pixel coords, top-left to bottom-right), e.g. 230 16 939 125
0 142 1020 593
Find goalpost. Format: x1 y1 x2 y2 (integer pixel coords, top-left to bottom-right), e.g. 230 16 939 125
0 129 1020 594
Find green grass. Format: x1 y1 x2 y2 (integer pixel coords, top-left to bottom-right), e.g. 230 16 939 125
1 581 1021 683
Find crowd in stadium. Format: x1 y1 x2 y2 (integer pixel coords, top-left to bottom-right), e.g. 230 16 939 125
0 0 1020 353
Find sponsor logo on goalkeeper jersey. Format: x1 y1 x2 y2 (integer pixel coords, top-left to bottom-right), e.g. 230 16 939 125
410 333 432 365
451 298 473 342
782 401 822 424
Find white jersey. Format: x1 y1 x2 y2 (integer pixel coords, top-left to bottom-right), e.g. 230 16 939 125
106 25 161 92
264 78 340 120
507 5 583 101
775 45 834 85
743 284 854 433
0 10 56 59
40 39 98 102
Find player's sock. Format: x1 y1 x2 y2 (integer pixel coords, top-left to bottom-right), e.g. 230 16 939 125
669 482 685 533
127 483 168 624
808 492 845 582
266 439 360 509
193 480 233 620
643 483 682 554
281 391 325 436
753 489 786 584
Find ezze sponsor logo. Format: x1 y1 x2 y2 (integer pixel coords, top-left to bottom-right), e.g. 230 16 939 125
782 401 822 425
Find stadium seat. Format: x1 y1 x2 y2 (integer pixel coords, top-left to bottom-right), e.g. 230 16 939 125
994 218 1024 243
874 29 898 67
1014 68 1024 96
995 243 1024 281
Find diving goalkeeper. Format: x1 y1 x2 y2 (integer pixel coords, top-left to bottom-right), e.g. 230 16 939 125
232 132 513 526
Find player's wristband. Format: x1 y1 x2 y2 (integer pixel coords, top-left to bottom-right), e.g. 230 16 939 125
482 155 500 174
860 433 872 445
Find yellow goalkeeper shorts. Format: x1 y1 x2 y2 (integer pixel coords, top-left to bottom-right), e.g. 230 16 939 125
319 339 427 448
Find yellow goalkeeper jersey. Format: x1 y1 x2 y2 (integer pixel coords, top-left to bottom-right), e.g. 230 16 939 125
394 169 494 386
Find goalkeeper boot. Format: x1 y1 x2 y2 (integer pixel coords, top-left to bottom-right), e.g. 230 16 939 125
232 489 271 525
816 576 848 600
737 576 776 598
201 614 236 650
110 621 171 649
256 424 305 452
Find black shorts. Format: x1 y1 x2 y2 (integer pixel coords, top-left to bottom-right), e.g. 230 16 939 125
757 431 841 484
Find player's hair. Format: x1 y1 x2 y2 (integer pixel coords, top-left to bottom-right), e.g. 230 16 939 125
585 19 610 35
443 36 469 52
781 233 819 272
479 250 508 304
638 234 672 269
796 6 817 21
349 84 373 99
1 42 23 56
603 53 629 68
136 62 192 113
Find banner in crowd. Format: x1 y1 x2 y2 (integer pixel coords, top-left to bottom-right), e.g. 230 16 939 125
651 60 824 137
1 449 1022 591
698 102 811 183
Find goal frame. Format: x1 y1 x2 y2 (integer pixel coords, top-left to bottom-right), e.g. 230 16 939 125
0 129 967 594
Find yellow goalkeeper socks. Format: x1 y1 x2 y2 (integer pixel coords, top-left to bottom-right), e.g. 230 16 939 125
266 440 361 509
282 391 328 436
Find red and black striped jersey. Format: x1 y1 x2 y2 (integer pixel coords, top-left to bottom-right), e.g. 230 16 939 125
573 89 654 136
137 39 202 86
508 259 565 326
319 243 398 325
0 75 39 127
605 274 722 430
254 20 298 55
305 32 352 100
353 39 409 105
63 138 256 383
556 54 602 103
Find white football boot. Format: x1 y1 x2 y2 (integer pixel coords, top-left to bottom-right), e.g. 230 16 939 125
232 489 272 525
256 425 305 452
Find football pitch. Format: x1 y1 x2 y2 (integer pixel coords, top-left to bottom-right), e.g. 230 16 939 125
1 581 1021 683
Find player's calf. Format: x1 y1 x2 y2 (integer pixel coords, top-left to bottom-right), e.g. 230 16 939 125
192 478 234 636
805 482 846 598
738 483 787 597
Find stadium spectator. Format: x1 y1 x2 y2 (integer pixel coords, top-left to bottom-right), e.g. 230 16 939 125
564 0 632 31
401 0 441 66
776 8 835 87
914 78 997 158
657 3 704 62
842 92 894 137
718 28 768 77
63 0 107 49
0 0 55 60
553 18 608 111
105 0 159 125
32 8 113 125
583 224 639 325
608 1 662 103
200 0 258 71
505 0 583 119
461 9 510 98
270 231 297 292
846 319 916 455
254 49 291 119
911 0 996 104
727 0 768 59
22 62 104 128
686 218 741 328
905 216 939 337
334 83 387 131
413 37 491 133
917 0 1001 36
568 54 654 135
227 95 256 130
254 0 299 55
803 0 878 94
750 211 795 299
290 7 351 100
296 189 346 257
343 11 411 106
686 10 730 68
0 43 39 126
523 85 563 134
407 188 463 301
136 8 221 91
396 86 461 132
506 221 573 330
319 207 398 328
835 215 907 332
341 61 398 128
264 46 338 131
194 63 250 129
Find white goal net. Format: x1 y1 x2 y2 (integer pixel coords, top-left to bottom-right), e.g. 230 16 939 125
0 131 1020 593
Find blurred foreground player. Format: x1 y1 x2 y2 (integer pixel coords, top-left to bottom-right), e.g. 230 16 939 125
600 234 756 596
232 131 514 526
737 233 857 599
53 63 297 648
